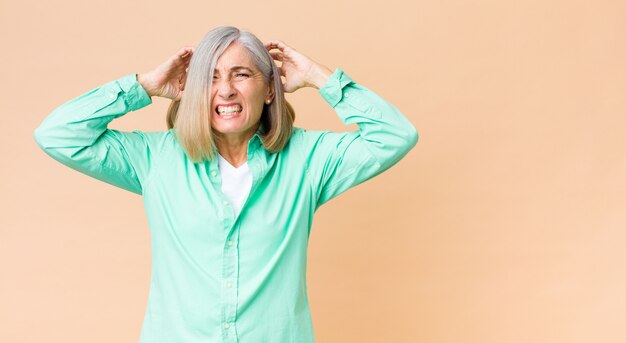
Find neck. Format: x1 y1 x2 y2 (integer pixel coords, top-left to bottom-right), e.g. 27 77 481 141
214 128 258 168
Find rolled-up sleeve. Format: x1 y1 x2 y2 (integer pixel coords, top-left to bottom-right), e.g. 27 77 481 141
298 68 419 209
33 73 156 195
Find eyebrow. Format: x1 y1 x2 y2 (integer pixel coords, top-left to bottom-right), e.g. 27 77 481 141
214 66 254 73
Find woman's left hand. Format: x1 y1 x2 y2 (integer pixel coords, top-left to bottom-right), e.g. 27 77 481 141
264 40 332 93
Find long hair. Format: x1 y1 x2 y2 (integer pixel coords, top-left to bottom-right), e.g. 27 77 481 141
166 26 296 163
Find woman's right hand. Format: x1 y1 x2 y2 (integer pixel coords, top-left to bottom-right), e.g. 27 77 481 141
137 46 195 101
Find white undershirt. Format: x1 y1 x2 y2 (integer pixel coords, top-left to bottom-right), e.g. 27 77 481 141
217 153 252 217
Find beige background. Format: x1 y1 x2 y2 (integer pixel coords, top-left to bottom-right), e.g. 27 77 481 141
1 0 625 342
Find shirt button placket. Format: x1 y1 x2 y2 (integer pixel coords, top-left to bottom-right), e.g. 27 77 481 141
222 219 239 342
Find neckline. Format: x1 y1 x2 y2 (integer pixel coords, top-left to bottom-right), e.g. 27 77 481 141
218 153 248 171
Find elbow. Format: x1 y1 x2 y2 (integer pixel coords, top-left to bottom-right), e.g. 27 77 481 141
33 122 59 151
391 122 419 162
396 121 419 153
34 121 63 152
394 125 418 160
33 124 86 166
391 107 418 151
366 125 419 168
33 113 75 150
33 107 67 150
33 125 63 162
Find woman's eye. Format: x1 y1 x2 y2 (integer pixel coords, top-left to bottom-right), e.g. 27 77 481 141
212 73 248 82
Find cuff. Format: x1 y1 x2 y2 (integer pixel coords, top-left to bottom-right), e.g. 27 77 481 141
117 73 153 111
318 68 354 108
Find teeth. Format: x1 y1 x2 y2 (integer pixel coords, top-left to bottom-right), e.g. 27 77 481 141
217 105 242 114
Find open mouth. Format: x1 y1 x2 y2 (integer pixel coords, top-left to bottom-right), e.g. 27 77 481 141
215 104 243 116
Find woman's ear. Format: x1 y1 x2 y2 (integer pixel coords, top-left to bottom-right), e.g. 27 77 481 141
267 77 275 101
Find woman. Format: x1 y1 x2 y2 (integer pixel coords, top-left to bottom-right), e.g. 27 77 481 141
34 26 418 343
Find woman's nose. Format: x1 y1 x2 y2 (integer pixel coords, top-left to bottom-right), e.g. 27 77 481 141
216 79 236 99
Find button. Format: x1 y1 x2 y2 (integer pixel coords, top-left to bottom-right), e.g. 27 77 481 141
227 282 232 288
108 93 116 99
211 171 217 177
344 92 350 98
224 323 230 329
223 200 229 205
228 241 234 246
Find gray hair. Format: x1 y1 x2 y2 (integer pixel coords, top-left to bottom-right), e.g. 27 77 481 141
166 25 295 163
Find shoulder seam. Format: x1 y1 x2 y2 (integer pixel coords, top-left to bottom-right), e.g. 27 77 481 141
293 127 317 198
140 130 170 193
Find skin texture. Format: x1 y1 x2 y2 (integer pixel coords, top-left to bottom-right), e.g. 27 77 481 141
137 46 194 102
137 39 333 168
210 42 274 167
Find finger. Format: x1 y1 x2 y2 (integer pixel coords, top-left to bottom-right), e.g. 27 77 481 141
263 41 277 50
269 51 284 61
178 46 194 59
180 70 188 90
174 48 193 68
265 40 288 51
177 47 188 57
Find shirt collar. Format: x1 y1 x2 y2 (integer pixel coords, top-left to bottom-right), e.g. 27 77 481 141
249 122 265 150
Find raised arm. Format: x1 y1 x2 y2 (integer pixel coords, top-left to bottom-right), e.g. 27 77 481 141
33 74 156 195
265 40 419 209
33 46 195 195
303 68 418 208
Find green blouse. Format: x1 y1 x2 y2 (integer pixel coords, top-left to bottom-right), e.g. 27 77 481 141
34 68 418 343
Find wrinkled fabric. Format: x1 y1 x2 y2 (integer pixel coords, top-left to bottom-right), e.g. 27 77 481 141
34 68 418 343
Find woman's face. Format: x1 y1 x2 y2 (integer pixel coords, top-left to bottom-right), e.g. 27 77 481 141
210 42 273 142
